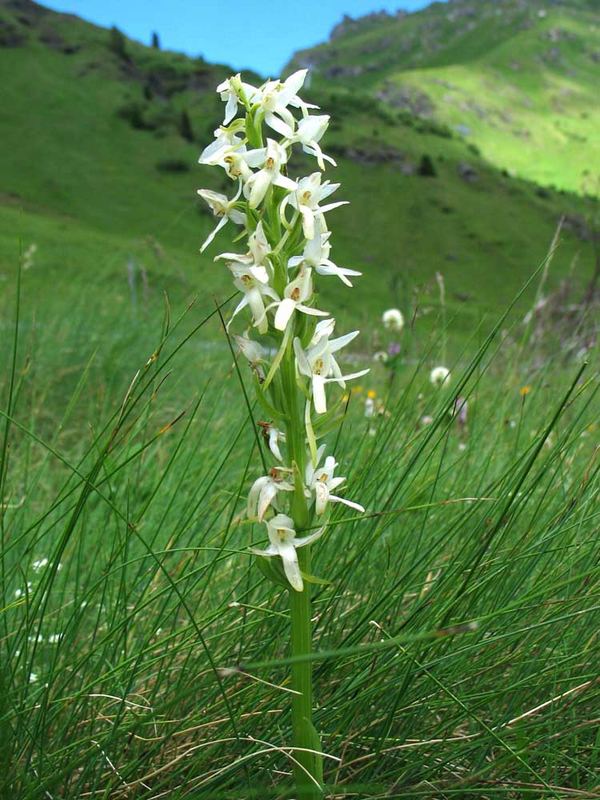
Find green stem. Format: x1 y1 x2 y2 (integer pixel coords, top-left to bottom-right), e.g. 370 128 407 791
282 347 323 799
289 553 323 798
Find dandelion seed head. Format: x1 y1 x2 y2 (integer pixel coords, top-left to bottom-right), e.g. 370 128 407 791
430 366 450 388
382 308 404 332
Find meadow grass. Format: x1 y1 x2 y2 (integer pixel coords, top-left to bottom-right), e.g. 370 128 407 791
1 260 598 799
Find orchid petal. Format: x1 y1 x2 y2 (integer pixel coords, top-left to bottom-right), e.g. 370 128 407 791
293 338 312 377
278 542 303 592
265 111 294 138
329 330 360 352
315 481 329 515
312 374 327 414
296 304 329 317
258 482 278 521
200 215 228 253
330 495 365 513
294 526 326 548
249 544 278 558
274 298 297 331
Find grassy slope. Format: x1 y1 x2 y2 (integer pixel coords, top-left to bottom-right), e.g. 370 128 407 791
0 0 596 350
288 0 600 194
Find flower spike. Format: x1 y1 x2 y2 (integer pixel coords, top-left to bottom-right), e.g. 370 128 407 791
198 66 367 796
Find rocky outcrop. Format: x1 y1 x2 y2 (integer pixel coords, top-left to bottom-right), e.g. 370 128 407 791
330 10 407 41
377 82 435 117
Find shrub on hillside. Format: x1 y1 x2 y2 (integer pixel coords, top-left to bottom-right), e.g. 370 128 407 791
178 110 195 142
315 90 395 124
117 101 155 131
108 26 129 61
155 158 190 173
0 18 26 47
418 154 437 177
395 110 453 139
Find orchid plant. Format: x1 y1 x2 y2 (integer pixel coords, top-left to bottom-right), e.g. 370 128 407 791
198 69 367 798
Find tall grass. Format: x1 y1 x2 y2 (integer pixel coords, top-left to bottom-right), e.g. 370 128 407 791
1 266 599 799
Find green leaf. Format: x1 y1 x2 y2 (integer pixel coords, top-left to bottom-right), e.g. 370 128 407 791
300 570 332 587
253 376 285 421
254 554 290 589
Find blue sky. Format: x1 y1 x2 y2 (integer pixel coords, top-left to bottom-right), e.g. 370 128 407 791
42 0 440 76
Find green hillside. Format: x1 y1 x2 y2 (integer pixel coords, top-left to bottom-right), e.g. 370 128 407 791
287 0 600 195
0 0 597 346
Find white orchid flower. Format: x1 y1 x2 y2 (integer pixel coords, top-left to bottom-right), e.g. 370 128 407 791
288 229 361 287
248 468 294 521
198 119 245 164
201 143 265 182
291 115 336 170
268 428 285 461
217 74 260 124
305 446 365 515
271 267 329 332
199 124 266 184
235 332 267 366
258 421 286 461
198 183 246 252
250 513 325 592
294 320 369 414
282 173 348 240
311 317 336 341
217 221 271 269
227 147 267 183
234 332 267 382
255 70 313 138
227 263 279 334
248 221 272 265
243 139 297 209
217 225 277 330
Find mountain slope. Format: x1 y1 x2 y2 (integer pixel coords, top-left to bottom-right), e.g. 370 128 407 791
287 0 600 194
0 0 596 347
